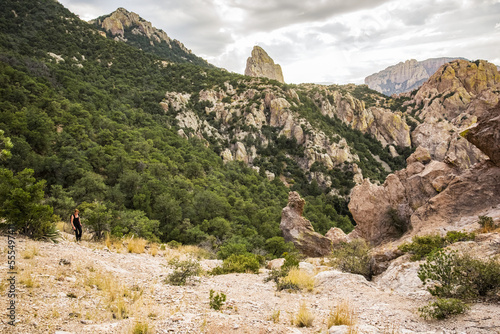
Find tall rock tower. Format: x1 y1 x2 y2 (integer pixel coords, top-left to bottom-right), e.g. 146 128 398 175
245 46 284 83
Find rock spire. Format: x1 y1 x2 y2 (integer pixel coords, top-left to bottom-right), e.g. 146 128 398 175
245 46 284 83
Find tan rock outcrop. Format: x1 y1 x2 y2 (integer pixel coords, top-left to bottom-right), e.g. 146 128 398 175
348 147 459 245
403 60 500 169
280 192 332 257
349 100 500 245
245 46 284 84
465 102 500 166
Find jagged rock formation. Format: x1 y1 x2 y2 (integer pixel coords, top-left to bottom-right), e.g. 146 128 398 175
349 100 500 246
348 147 459 245
245 46 284 83
365 57 466 96
404 59 500 169
279 192 333 257
91 8 210 67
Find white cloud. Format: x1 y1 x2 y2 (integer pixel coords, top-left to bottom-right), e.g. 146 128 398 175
59 0 500 84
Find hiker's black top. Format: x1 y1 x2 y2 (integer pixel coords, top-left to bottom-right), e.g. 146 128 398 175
72 214 81 226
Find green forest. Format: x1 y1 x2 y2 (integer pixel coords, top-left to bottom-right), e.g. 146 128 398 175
0 0 409 258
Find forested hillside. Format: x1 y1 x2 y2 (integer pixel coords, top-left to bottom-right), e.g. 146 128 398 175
0 0 410 257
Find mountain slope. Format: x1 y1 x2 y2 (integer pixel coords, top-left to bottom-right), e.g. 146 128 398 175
1 0 376 250
90 8 214 68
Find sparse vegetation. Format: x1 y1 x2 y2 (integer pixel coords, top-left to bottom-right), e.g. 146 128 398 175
276 268 315 292
418 298 469 320
399 231 475 261
268 309 281 323
131 321 152 334
418 249 500 300
209 290 226 311
210 253 260 275
330 239 372 279
327 299 357 328
478 215 499 232
126 236 148 254
166 259 201 286
294 302 314 327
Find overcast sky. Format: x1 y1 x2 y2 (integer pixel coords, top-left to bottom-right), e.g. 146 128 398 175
58 0 500 84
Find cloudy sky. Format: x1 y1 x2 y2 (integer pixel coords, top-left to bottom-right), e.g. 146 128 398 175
58 0 500 84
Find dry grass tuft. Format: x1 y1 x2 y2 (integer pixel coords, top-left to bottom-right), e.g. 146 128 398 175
294 302 315 327
327 299 357 328
282 268 315 292
130 321 152 334
268 309 281 323
127 237 148 254
149 243 159 256
21 243 39 259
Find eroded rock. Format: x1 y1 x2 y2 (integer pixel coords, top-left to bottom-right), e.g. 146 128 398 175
280 192 332 257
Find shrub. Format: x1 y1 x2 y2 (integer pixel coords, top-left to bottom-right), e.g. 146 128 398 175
418 250 500 299
166 259 201 286
330 239 371 279
167 240 181 249
209 290 226 311
418 298 469 320
211 253 260 274
444 231 475 243
398 234 445 261
216 242 248 260
0 168 59 242
294 302 314 327
399 231 476 261
478 216 498 232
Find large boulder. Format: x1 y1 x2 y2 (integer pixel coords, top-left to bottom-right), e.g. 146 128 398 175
280 192 332 257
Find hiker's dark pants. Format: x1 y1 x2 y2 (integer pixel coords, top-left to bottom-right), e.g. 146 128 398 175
74 224 82 241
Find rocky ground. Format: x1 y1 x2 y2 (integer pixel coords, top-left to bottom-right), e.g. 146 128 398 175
1 231 499 334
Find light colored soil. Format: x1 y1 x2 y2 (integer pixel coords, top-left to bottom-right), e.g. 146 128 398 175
1 233 499 334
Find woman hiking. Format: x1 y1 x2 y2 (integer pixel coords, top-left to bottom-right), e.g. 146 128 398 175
70 209 83 242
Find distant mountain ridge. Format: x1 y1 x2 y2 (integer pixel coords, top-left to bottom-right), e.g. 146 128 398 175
365 57 467 96
90 7 213 68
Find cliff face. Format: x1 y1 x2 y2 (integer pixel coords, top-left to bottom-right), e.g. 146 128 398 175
365 57 466 96
245 46 285 84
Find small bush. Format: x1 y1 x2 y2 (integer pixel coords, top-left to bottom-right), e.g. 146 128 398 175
167 240 181 249
478 216 498 232
166 259 201 286
418 250 500 299
211 253 260 274
294 302 314 327
330 239 371 279
209 290 226 311
398 234 445 261
418 298 469 320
